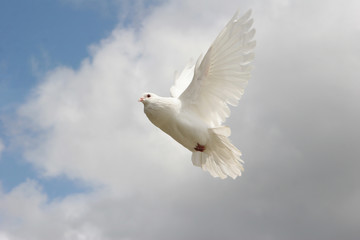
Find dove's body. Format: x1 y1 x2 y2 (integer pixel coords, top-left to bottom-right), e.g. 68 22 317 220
143 95 209 152
140 10 256 179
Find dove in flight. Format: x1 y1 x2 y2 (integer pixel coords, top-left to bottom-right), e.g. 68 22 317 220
139 10 256 179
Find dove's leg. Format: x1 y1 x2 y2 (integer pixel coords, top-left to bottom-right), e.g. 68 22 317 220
194 143 206 152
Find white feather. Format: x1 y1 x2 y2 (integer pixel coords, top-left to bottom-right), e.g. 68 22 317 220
140 10 256 179
170 60 195 98
178 9 256 127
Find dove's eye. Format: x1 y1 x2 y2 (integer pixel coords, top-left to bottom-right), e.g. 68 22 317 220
147 94 151 98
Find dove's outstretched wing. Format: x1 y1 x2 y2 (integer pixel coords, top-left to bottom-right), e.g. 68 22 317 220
176 10 256 127
170 61 195 98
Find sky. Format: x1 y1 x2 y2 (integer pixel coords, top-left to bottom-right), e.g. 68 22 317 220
0 0 360 239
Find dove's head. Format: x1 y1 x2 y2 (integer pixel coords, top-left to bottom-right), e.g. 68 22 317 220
139 92 178 126
138 93 158 106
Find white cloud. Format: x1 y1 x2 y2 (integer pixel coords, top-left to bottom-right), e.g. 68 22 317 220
2 0 360 239
17 25 192 193
0 233 10 240
0 180 113 240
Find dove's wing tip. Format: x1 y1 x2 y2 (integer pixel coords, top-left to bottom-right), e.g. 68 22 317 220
233 9 252 19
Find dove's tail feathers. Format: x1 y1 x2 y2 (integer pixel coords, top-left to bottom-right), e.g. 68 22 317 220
191 126 244 179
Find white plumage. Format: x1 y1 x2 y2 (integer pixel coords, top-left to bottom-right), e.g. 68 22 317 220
139 10 256 179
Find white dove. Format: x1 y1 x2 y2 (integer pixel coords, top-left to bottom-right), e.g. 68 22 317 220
139 10 256 179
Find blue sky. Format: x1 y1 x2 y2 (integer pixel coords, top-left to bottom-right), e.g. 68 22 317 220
0 0 359 239
0 0 118 104
0 0 119 198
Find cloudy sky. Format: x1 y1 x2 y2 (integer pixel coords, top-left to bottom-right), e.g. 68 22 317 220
1 0 360 239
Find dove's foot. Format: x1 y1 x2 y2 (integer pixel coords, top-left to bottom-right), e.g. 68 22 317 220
194 143 206 152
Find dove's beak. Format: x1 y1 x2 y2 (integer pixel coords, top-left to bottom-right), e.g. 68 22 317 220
138 97 144 102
